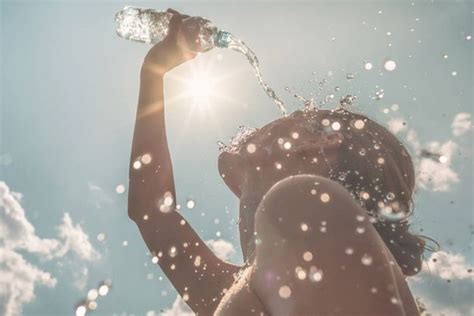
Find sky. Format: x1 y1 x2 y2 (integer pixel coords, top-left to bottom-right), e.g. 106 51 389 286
1 0 473 315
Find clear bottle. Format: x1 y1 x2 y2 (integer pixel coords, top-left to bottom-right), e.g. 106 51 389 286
115 6 231 52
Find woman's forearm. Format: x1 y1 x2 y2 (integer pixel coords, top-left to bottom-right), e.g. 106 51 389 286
128 66 174 221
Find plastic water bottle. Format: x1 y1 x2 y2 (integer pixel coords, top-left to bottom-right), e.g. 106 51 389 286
115 6 232 52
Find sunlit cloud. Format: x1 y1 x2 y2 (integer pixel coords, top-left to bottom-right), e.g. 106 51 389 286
451 112 471 137
161 295 194 316
385 116 464 192
0 182 100 316
409 251 473 316
55 213 101 261
205 239 236 261
387 118 407 135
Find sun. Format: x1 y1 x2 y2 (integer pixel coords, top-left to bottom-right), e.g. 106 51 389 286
186 69 217 111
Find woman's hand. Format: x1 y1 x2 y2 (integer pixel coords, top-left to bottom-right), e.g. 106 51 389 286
142 9 198 77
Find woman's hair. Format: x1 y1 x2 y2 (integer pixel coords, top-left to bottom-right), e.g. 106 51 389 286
280 109 429 276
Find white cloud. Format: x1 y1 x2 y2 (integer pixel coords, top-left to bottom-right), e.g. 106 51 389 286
0 249 57 316
0 182 60 258
71 267 89 291
205 239 236 261
0 181 100 316
451 112 471 137
387 118 408 135
161 296 194 316
88 182 113 209
417 141 459 192
55 213 100 261
409 251 474 316
161 239 236 316
391 123 460 192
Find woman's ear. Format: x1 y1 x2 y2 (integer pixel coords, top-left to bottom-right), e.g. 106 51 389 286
218 152 245 197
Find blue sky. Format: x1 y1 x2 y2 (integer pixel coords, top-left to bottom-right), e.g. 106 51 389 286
1 1 472 315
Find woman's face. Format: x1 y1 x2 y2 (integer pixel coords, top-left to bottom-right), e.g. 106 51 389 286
218 110 344 197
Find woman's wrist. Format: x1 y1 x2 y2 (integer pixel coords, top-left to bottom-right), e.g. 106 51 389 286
141 59 168 78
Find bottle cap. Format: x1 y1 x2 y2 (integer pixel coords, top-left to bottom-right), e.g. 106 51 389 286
215 30 231 48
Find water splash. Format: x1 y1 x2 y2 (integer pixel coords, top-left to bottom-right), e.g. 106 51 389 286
227 34 287 116
284 87 316 110
218 125 258 153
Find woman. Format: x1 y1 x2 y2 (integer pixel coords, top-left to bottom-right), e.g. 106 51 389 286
128 10 425 316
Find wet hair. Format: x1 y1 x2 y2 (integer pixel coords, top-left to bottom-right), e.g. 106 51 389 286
255 109 431 276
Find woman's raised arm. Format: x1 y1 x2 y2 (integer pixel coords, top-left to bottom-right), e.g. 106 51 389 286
128 10 240 314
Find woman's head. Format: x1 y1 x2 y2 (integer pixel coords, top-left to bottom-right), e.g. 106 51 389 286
218 109 426 275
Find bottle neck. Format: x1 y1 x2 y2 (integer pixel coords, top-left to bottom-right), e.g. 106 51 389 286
215 30 231 48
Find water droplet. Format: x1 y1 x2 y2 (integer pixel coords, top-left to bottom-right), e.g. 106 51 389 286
309 266 323 282
360 191 370 200
194 255 201 267
320 193 330 203
466 35 472 41
141 153 152 164
354 119 365 129
283 141 292 150
384 60 397 71
331 122 341 131
346 73 355 80
97 233 105 242
163 191 174 206
98 284 109 296
356 215 365 222
170 264 176 270
391 297 399 304
386 192 396 200
152 256 159 264
88 301 98 310
296 267 307 280
291 132 299 139
133 160 142 169
87 289 99 301
311 189 317 195
334 86 340 92
186 199 195 209
364 62 373 70
377 157 385 164
246 143 257 153
443 54 448 59
168 246 177 258
322 119 330 126
275 162 282 170
374 89 384 100
439 155 448 163
301 223 309 231
122 240 128 246
76 305 86 316
359 148 367 156
183 293 190 301
279 285 292 299
115 184 126 194
361 254 373 266
356 227 366 234
303 251 313 261
345 248 354 255
339 95 357 107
